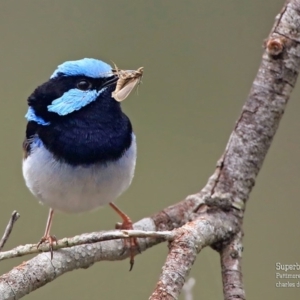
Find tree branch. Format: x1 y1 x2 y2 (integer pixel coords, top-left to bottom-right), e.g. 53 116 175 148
220 230 244 300
0 229 173 261
0 211 20 251
151 1 300 299
149 212 239 300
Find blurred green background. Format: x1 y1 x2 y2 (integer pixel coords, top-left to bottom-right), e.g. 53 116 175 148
0 0 299 299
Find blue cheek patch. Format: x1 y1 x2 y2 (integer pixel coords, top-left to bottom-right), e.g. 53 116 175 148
25 107 50 125
50 58 112 79
47 88 103 116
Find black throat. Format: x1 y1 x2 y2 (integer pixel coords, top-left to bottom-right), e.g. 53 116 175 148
26 87 133 166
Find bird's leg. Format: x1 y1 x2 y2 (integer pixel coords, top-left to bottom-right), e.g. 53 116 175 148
37 208 57 259
109 202 139 271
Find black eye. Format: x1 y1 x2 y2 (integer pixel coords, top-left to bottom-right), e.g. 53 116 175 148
77 80 92 91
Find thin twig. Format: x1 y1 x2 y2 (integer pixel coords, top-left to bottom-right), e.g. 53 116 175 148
182 277 196 300
0 229 173 261
0 211 20 251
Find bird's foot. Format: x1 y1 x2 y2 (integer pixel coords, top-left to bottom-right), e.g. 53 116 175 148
37 235 57 259
116 219 140 271
109 202 140 270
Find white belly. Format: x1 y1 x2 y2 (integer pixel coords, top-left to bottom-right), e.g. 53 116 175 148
22 135 136 213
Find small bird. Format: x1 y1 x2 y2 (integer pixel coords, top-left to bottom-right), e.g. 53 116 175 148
22 58 139 269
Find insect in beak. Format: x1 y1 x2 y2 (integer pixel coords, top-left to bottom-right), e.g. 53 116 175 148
111 64 144 102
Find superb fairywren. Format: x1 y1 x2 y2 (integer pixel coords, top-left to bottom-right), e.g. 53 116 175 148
22 58 139 268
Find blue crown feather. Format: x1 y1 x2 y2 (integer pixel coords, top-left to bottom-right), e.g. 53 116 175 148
50 58 112 79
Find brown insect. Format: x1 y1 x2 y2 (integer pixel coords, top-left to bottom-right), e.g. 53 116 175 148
111 64 144 102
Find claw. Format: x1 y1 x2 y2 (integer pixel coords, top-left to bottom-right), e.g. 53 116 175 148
37 235 57 259
37 208 57 259
119 219 139 271
109 202 139 270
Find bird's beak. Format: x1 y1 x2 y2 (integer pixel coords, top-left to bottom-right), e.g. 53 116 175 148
102 75 119 88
